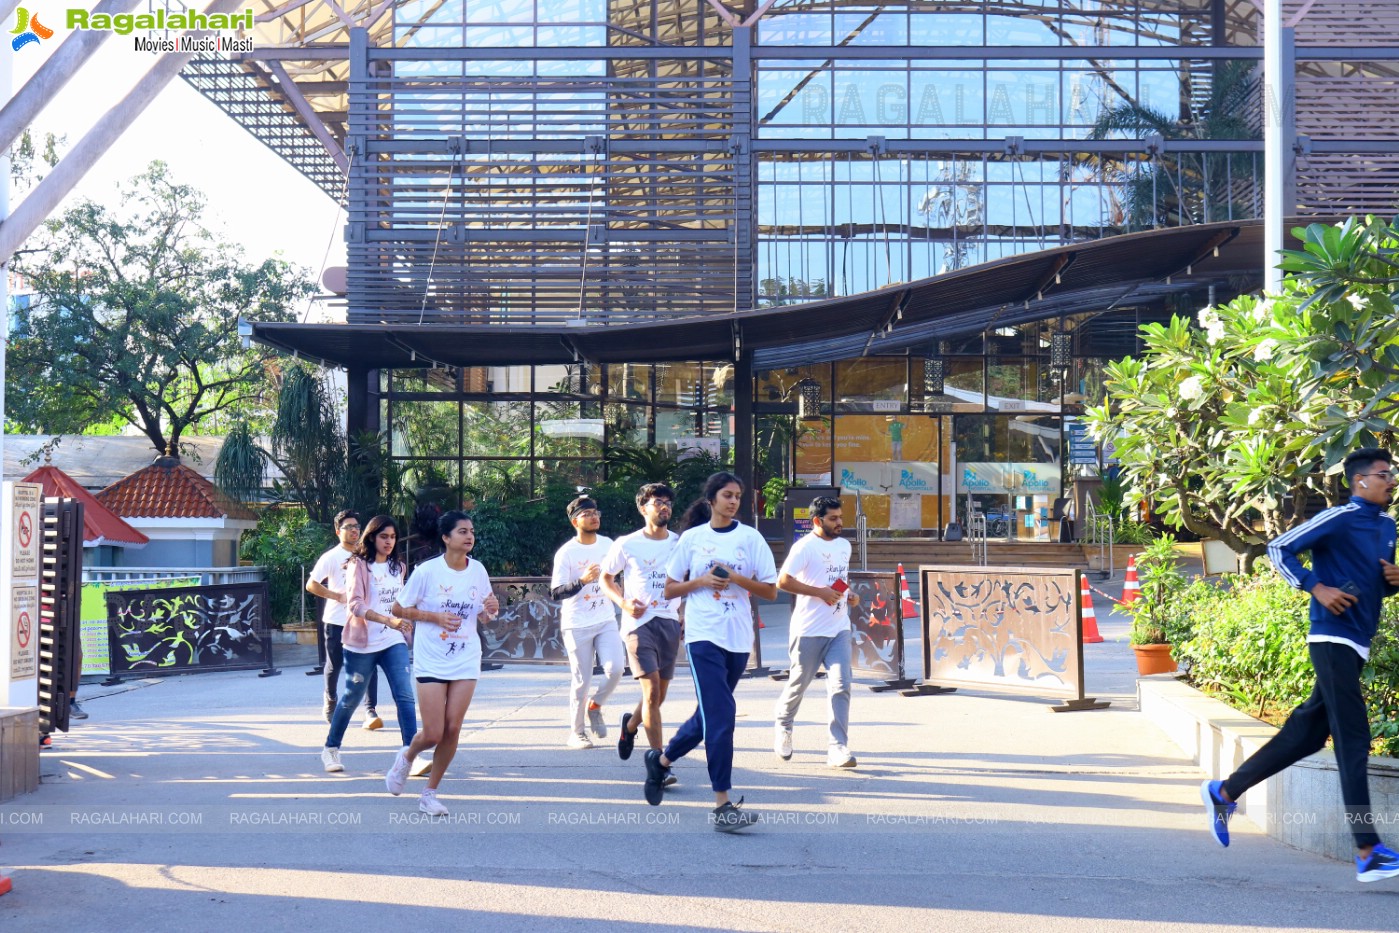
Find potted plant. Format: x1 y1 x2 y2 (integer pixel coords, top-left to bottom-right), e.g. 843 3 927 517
1127 534 1191 675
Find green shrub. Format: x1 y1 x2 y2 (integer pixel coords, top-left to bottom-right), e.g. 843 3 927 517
1177 570 1399 756
1126 535 1193 645
239 507 334 627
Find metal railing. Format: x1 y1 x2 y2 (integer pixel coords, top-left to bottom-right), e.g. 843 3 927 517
81 566 267 587
854 489 869 571
966 493 988 566
1083 502 1114 578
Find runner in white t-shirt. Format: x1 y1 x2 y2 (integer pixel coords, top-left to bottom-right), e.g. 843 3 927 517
551 496 624 748
387 510 499 817
305 510 379 726
774 496 859 769
644 472 777 833
599 483 682 770
320 515 418 774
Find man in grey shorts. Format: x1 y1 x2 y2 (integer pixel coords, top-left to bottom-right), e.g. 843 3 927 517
601 483 682 785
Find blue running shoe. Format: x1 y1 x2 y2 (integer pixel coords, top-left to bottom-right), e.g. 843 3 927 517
1201 779 1236 847
1357 843 1399 883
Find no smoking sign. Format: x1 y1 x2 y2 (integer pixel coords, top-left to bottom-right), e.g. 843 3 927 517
10 587 38 681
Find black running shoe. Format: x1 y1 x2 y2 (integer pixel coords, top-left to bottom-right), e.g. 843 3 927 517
711 797 757 833
618 712 635 760
643 748 669 806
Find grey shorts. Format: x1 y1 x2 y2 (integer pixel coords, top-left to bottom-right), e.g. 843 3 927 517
625 616 682 680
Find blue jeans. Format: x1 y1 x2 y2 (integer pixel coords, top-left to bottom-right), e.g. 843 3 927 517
326 643 416 748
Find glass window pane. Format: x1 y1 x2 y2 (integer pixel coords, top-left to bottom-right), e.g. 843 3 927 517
391 401 460 457
835 358 906 407
536 401 603 456
463 401 532 457
462 459 531 498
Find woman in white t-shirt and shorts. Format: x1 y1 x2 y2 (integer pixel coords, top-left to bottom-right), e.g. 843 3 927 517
645 471 777 833
387 510 499 816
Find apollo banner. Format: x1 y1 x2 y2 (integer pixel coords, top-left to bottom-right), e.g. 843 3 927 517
835 461 939 494
957 463 1061 495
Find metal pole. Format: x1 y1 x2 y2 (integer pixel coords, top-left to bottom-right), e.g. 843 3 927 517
1263 1 1293 293
0 0 247 264
0 0 146 157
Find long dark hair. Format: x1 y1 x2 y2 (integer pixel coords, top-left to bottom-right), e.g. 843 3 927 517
679 471 744 531
353 514 404 576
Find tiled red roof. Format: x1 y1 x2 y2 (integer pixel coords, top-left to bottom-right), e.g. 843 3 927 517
97 455 258 521
21 465 149 548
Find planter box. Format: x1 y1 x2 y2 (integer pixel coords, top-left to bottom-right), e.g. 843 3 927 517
282 624 319 646
1139 676 1399 861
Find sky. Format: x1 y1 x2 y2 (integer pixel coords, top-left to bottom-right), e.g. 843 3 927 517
8 26 347 321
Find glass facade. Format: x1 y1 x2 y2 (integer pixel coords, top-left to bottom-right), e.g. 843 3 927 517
348 2 1261 534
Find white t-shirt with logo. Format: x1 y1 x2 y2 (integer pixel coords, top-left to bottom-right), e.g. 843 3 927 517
602 529 680 635
311 545 354 627
665 522 777 653
781 532 852 639
396 555 492 680
347 560 407 655
551 536 618 631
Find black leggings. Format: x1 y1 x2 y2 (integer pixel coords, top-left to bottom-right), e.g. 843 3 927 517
1225 641 1380 848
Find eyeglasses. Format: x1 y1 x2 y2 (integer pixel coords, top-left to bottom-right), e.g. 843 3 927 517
340 523 361 531
573 510 601 519
1362 471 1394 481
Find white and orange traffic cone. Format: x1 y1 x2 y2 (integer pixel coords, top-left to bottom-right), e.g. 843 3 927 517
1121 555 1141 606
896 563 919 619
0 868 11 896
1080 574 1105 643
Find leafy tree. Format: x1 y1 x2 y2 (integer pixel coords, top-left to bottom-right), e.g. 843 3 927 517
7 161 314 453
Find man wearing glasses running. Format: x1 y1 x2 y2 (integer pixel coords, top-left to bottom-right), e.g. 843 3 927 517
1201 447 1399 883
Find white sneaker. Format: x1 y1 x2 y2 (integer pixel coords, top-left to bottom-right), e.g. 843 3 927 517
386 749 411 795
567 732 595 749
418 788 449 816
828 745 857 769
321 746 344 773
410 753 434 778
362 710 383 731
587 706 608 738
774 725 792 761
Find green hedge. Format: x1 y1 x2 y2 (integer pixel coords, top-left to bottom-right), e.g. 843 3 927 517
1175 571 1399 757
240 507 335 627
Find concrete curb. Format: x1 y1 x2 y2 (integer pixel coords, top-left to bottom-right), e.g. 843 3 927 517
1138 674 1399 860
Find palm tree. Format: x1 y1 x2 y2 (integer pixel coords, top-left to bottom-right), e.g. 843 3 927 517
1089 59 1261 229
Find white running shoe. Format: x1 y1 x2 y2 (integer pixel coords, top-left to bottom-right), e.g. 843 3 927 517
418 788 449 817
827 745 857 769
587 706 607 738
362 710 383 731
386 749 411 795
410 753 434 777
774 725 793 761
567 732 595 749
321 746 344 773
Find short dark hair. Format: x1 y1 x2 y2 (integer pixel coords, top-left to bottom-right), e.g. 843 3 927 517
333 509 361 530
809 496 842 519
566 496 598 520
437 509 473 540
636 483 675 509
1344 447 1393 486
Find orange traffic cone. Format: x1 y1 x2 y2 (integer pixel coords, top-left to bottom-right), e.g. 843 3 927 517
0 869 11 896
1121 555 1141 606
897 563 919 619
1080 575 1105 643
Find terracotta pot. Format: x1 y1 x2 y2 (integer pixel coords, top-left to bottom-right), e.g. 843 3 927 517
1133 643 1178 676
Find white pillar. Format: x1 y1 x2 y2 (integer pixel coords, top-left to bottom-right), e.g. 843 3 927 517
1263 1 1295 293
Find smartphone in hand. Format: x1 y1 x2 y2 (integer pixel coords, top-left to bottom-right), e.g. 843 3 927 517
1340 580 1362 598
830 579 849 595
712 565 730 579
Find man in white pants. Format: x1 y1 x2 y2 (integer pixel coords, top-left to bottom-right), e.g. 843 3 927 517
551 496 625 748
774 496 858 769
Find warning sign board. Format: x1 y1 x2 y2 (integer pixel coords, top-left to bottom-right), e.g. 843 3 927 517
11 586 38 680
11 482 41 581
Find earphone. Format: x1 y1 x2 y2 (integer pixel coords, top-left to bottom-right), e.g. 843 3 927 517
1361 479 1370 489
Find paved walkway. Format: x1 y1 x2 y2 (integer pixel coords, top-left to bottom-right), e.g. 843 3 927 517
3 578 1397 931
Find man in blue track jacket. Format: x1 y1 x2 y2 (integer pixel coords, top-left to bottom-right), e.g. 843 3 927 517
1200 447 1399 882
